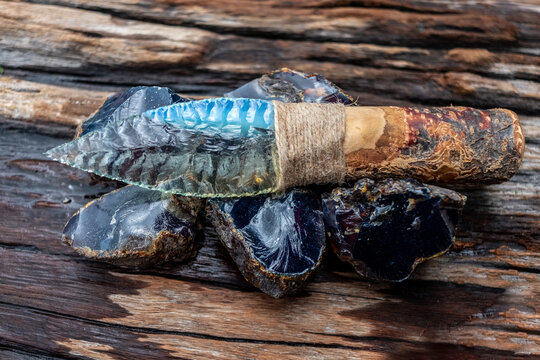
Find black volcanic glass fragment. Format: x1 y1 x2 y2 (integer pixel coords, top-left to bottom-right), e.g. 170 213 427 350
322 178 466 281
226 68 355 104
80 86 188 135
63 185 203 267
208 189 326 298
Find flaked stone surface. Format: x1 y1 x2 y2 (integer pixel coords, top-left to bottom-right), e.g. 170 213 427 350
322 178 466 281
63 185 203 267
226 68 355 104
208 189 326 298
47 111 277 197
78 86 188 136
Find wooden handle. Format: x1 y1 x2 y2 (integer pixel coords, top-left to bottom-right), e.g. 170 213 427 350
343 106 524 184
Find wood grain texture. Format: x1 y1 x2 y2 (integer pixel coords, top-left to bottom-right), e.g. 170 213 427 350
344 106 524 183
1 1 539 111
0 0 539 359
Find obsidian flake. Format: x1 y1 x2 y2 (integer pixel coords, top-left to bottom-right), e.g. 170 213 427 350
208 189 326 298
226 68 355 104
63 185 203 267
322 178 466 281
79 86 188 136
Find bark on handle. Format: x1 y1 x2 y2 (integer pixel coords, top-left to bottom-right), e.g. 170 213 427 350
343 106 524 184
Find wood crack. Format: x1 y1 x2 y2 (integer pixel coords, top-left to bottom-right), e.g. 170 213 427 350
0 300 371 351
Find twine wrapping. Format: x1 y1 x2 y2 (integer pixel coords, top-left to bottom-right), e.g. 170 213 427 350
273 101 347 190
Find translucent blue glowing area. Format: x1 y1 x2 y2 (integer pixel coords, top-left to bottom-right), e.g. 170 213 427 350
143 98 275 137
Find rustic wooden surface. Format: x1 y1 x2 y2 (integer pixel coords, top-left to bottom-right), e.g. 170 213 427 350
0 1 539 359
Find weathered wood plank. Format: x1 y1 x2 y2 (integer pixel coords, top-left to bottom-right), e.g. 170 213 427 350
0 346 65 360
1 2 538 112
5 300 521 360
1 246 538 358
0 77 108 128
8 0 526 46
10 0 537 51
0 104 538 357
0 0 539 358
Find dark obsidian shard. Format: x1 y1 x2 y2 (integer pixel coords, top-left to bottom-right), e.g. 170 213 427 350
63 185 203 267
208 189 326 298
79 86 188 136
226 68 355 104
322 178 466 281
